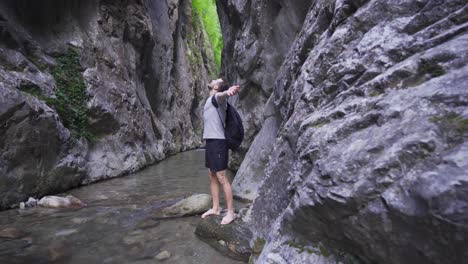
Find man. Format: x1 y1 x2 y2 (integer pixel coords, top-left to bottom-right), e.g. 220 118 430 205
201 78 240 225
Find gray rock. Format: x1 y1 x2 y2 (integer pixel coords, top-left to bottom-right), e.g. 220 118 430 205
217 0 312 171
232 114 279 201
155 250 171 260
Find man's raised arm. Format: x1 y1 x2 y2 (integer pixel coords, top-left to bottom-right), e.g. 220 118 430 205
216 85 240 101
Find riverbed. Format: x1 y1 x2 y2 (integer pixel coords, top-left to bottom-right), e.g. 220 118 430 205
0 150 245 264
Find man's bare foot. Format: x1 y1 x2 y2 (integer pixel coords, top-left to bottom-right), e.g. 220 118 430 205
201 208 221 219
221 212 236 225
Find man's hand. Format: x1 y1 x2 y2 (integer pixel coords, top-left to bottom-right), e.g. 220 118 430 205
226 85 240 96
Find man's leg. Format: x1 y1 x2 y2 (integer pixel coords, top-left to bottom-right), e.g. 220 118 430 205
202 169 221 218
216 170 235 225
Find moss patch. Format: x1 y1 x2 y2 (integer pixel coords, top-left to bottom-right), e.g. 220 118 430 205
419 59 446 78
252 237 266 254
311 118 331 128
430 112 468 146
49 49 95 141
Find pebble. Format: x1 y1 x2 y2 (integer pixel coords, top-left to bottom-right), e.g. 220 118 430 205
54 229 78 237
155 250 171 260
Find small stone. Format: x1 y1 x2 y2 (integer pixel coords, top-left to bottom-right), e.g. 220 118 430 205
25 197 37 207
19 202 25 210
54 229 78 237
219 240 226 246
137 219 160 230
71 217 91 224
0 227 27 239
48 244 71 262
155 250 171 260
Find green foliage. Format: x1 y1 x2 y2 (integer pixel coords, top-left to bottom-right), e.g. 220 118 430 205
192 0 223 70
252 237 266 254
49 49 95 141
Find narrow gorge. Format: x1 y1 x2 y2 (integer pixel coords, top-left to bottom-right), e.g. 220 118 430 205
0 0 467 264
0 0 216 209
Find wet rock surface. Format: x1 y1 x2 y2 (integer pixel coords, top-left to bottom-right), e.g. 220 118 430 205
218 0 468 263
0 0 216 209
195 216 253 262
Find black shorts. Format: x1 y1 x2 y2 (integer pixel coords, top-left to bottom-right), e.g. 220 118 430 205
205 139 228 172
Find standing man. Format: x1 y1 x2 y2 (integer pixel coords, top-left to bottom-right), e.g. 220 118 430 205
201 78 240 225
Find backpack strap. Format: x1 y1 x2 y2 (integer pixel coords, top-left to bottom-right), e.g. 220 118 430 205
211 95 219 108
211 95 226 128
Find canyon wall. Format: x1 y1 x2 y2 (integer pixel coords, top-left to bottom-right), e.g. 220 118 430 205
0 0 216 209
218 0 468 263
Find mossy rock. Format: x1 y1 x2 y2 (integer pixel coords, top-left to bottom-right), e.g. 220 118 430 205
430 112 468 146
252 237 266 254
195 216 253 261
50 49 95 141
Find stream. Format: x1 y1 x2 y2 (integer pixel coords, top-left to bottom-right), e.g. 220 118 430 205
0 150 245 264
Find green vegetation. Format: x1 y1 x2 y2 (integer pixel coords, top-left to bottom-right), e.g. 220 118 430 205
311 118 331 128
23 49 95 141
252 237 266 254
187 11 207 70
369 90 384 97
50 49 95 141
192 0 223 70
430 112 468 146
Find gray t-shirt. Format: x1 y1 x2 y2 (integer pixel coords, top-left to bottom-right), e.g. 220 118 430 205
203 94 227 139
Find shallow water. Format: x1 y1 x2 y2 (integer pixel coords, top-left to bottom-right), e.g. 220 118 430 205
0 150 245 264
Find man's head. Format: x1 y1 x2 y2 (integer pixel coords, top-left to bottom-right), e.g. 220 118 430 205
208 78 229 93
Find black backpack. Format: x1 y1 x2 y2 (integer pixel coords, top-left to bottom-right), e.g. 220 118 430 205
212 96 244 150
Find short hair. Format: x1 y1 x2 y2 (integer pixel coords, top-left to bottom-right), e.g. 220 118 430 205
218 80 229 92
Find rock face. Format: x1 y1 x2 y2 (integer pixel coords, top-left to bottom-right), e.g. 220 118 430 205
217 0 311 171
218 0 468 263
0 0 216 209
